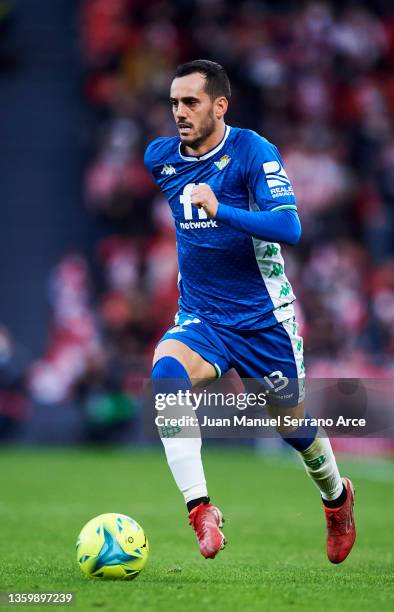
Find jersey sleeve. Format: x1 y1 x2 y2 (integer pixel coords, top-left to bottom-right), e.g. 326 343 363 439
215 205 301 245
240 131 297 212
143 140 156 174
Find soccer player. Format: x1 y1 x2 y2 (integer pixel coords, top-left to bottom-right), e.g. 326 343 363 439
144 60 356 563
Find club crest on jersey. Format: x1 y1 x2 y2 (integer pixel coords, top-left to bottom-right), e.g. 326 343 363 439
262 160 294 198
161 163 176 175
214 155 231 170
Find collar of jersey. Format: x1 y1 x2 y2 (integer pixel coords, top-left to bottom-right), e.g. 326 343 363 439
178 125 231 161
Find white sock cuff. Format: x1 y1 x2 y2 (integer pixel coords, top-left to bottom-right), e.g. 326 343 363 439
183 483 209 503
298 430 343 501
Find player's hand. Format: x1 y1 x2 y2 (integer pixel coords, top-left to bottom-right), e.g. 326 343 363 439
191 183 219 218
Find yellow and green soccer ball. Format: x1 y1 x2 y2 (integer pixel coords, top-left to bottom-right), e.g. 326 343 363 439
76 513 149 580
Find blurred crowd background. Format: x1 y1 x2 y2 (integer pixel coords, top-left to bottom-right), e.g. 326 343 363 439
1 0 393 448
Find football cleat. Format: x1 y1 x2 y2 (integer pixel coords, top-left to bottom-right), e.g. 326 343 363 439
324 477 356 564
188 502 226 559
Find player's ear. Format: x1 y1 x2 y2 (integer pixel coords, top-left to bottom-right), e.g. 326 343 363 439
214 96 228 120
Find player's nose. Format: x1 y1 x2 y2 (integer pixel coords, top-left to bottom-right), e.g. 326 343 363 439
175 102 188 120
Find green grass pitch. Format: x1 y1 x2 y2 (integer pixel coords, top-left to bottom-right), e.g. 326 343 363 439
0 447 393 611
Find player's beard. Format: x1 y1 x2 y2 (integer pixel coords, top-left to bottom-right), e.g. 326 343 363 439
182 109 216 151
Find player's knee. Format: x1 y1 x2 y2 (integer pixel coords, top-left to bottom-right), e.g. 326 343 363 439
277 405 318 452
269 401 305 434
153 340 192 375
153 340 215 380
152 357 192 409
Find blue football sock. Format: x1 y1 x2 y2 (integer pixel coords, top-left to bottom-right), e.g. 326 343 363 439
152 356 191 393
280 412 318 452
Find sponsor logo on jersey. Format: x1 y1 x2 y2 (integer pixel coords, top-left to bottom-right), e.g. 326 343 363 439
179 183 219 230
214 154 231 170
262 160 294 199
179 219 218 230
161 163 176 175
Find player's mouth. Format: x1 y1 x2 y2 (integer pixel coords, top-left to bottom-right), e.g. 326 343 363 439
177 123 193 135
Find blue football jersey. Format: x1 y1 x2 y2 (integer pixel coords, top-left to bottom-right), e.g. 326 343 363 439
144 126 297 329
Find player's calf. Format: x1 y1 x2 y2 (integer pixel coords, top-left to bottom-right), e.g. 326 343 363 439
272 402 344 504
152 351 227 559
152 355 208 503
270 401 356 562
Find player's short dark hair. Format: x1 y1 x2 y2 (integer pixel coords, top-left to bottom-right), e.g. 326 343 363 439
173 59 231 100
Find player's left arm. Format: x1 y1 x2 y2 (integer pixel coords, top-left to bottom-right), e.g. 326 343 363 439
216 202 301 245
190 133 301 245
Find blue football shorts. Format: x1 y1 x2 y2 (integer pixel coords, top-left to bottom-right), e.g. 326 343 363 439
158 311 305 407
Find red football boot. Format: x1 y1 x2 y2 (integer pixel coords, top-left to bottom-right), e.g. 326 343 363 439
188 502 226 559
324 477 356 564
